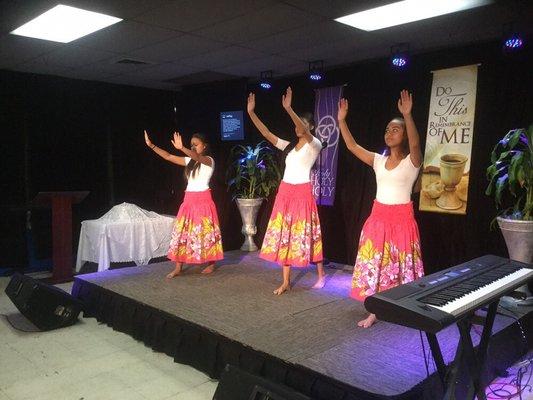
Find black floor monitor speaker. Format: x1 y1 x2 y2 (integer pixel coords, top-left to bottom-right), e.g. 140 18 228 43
5 273 83 331
213 364 312 400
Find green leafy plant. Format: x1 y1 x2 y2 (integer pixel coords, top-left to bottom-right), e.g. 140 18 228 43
226 141 282 199
486 125 533 220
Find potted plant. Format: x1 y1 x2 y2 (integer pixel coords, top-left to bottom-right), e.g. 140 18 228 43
227 141 282 251
485 124 533 304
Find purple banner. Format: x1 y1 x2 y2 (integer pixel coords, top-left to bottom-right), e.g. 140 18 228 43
311 85 344 206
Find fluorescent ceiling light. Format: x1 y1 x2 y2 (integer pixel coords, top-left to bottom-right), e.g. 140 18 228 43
11 4 122 43
335 0 492 31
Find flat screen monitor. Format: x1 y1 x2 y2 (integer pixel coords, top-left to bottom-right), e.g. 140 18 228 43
220 110 244 141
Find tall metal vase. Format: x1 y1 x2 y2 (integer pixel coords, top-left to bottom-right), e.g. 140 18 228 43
497 217 533 305
236 198 264 251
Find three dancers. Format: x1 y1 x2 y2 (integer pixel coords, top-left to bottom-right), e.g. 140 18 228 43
143 88 424 327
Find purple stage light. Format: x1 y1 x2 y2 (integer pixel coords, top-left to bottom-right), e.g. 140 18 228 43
504 35 523 49
259 70 273 90
308 60 324 82
392 56 407 67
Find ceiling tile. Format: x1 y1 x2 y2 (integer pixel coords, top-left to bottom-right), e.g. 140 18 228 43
60 0 168 19
119 62 198 81
72 57 156 75
195 3 323 44
181 46 266 69
133 0 276 32
0 33 60 65
243 20 368 54
281 0 400 19
12 59 76 76
127 34 225 63
73 20 180 53
32 45 117 68
215 55 303 77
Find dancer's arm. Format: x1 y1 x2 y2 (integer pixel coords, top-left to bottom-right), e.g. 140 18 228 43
282 87 314 144
171 132 212 167
398 90 422 168
247 93 283 148
337 99 374 167
144 130 186 166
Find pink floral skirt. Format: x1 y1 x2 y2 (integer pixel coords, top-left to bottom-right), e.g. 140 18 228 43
260 181 323 267
167 190 224 264
350 200 424 301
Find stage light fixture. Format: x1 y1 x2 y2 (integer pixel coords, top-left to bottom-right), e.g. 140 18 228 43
11 4 122 43
504 35 523 49
308 60 324 81
501 23 524 53
503 32 524 52
259 70 273 90
390 43 409 69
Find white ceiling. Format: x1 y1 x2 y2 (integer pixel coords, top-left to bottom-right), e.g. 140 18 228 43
0 0 531 90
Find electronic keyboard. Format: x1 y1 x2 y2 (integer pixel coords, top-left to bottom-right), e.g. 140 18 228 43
364 255 533 333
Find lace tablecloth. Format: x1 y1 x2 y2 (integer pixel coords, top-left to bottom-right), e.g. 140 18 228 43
76 203 175 272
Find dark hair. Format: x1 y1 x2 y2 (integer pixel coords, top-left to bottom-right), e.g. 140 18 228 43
300 112 315 131
383 117 409 156
185 133 211 179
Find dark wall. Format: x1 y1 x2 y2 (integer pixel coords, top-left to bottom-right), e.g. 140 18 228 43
0 72 179 266
1 39 531 273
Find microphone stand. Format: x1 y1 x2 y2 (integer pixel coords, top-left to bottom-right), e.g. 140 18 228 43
318 140 329 266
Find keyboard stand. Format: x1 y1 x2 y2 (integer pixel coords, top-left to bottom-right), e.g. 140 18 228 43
425 300 499 400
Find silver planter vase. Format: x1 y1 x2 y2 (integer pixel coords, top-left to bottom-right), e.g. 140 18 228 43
497 217 533 305
236 198 264 251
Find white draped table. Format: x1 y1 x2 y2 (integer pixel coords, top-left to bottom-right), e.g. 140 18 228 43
75 203 175 272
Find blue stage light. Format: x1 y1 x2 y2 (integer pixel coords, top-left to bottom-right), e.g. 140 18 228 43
308 60 324 82
392 56 407 67
390 43 409 69
504 35 523 49
259 70 273 90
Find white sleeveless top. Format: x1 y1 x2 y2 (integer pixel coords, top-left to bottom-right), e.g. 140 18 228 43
275 137 322 184
373 153 420 205
184 157 214 192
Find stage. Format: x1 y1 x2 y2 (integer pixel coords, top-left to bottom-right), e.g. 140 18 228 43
72 251 532 400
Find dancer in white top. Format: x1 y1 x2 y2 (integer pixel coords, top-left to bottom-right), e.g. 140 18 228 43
144 131 223 278
338 90 425 328
247 87 325 295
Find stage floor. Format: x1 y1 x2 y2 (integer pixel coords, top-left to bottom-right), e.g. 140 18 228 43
73 250 531 399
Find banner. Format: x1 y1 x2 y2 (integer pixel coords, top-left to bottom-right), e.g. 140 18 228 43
311 85 344 206
419 64 478 215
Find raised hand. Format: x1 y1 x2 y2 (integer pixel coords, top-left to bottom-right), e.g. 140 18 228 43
171 131 183 150
144 130 153 147
397 89 413 116
282 86 292 109
338 98 349 121
247 92 256 113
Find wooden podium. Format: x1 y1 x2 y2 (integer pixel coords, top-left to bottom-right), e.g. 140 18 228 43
32 191 89 283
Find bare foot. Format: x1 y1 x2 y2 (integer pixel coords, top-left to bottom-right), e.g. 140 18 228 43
166 270 181 279
273 284 291 295
201 264 215 274
312 276 326 289
357 313 377 328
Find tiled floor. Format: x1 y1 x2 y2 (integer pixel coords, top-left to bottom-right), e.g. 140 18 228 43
0 275 531 400
0 277 218 400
